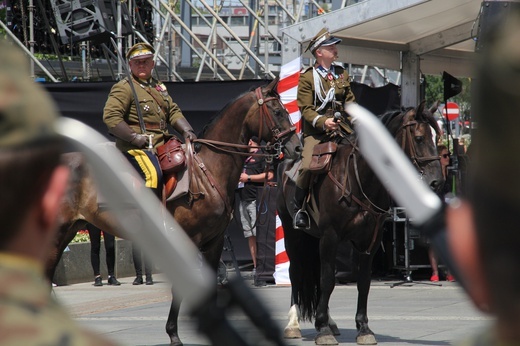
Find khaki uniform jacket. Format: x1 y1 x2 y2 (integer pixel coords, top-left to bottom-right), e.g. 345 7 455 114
295 64 356 188
103 77 185 152
0 254 118 346
297 64 356 138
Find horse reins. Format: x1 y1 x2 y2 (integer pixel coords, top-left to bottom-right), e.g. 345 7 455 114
186 86 295 217
192 87 295 159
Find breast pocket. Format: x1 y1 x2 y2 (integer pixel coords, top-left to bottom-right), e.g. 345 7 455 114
139 99 156 117
336 81 349 97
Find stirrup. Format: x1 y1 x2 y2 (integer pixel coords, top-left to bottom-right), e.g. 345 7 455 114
293 209 311 230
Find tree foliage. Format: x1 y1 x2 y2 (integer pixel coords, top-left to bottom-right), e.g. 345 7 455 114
423 74 472 120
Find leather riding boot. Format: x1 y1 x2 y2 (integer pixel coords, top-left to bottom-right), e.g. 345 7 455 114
293 186 310 230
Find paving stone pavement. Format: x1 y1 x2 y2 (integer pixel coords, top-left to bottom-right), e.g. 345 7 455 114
52 271 491 346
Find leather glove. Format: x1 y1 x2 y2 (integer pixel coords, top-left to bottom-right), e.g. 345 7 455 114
173 117 197 141
109 122 149 148
130 134 149 148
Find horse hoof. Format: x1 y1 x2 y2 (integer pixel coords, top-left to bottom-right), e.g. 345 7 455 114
356 334 377 345
315 333 339 345
170 336 183 346
283 327 302 339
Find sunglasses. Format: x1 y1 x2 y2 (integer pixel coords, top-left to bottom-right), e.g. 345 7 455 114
441 154 450 159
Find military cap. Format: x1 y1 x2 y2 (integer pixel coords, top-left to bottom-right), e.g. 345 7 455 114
126 42 155 60
305 28 342 53
0 39 60 148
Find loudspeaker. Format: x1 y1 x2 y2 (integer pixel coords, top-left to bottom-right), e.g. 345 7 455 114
393 221 429 269
475 1 520 51
51 0 132 44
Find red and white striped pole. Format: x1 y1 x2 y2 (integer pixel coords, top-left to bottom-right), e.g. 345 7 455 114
278 57 302 133
273 57 301 285
273 213 291 285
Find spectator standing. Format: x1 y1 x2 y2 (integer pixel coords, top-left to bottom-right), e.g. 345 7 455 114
132 244 154 285
237 136 274 276
87 223 121 286
428 145 455 282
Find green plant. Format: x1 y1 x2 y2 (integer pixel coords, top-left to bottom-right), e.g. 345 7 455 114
70 230 91 243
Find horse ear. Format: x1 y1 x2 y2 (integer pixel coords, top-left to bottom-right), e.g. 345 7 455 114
429 100 440 114
265 76 280 93
416 100 426 117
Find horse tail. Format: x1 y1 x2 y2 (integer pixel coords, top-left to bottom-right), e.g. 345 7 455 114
292 231 321 322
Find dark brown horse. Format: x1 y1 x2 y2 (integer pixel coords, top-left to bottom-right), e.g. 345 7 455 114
277 102 442 345
50 78 301 346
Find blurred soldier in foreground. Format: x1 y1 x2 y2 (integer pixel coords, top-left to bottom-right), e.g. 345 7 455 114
0 40 118 345
445 8 520 346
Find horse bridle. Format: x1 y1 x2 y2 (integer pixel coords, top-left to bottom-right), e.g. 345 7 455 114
192 87 295 160
254 86 296 161
400 117 440 175
187 86 296 216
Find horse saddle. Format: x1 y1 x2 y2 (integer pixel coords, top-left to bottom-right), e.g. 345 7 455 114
309 141 338 174
163 146 190 202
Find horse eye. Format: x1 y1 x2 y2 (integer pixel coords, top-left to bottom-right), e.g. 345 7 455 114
415 136 423 142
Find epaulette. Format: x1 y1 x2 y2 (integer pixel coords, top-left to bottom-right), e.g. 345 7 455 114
301 66 314 74
332 62 345 73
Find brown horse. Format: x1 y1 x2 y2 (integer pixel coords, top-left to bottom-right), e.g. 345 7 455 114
50 78 301 346
277 102 443 345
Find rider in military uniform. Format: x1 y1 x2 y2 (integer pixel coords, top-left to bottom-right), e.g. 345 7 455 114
103 42 196 198
293 28 356 229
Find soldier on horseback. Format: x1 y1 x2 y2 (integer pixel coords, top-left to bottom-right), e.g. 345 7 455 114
103 42 196 200
293 28 357 230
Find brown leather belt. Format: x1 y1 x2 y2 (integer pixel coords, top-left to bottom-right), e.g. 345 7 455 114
131 121 166 130
145 122 166 130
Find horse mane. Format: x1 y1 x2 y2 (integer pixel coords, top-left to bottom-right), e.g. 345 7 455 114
198 89 252 138
378 107 410 126
378 104 442 139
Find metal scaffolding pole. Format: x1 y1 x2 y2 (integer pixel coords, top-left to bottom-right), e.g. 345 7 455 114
0 19 59 82
198 0 275 79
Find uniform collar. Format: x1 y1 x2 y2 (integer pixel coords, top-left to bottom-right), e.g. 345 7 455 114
133 76 154 87
315 65 338 80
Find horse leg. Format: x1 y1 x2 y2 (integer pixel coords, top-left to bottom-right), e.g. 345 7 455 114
328 313 340 336
284 304 302 338
166 295 183 346
166 231 224 346
46 220 87 283
355 253 377 345
315 233 339 346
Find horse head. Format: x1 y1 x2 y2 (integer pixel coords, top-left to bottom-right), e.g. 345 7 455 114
244 77 301 161
396 101 443 192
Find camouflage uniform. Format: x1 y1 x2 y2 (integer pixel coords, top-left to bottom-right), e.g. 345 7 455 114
0 39 119 346
296 63 356 188
0 255 118 346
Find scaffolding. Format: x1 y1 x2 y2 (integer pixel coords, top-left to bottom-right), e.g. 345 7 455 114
1 0 372 82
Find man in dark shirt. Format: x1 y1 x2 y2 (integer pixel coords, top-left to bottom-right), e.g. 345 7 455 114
237 137 274 276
